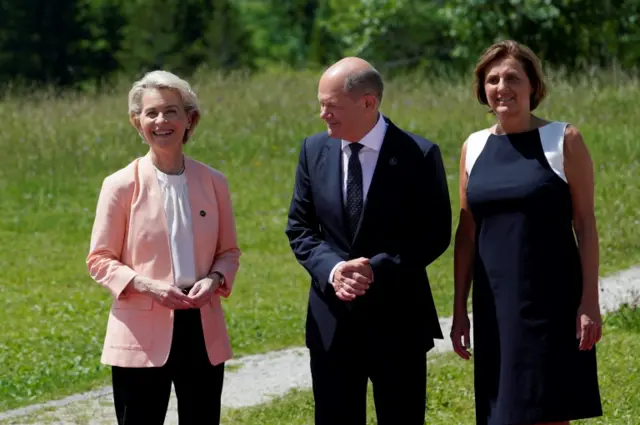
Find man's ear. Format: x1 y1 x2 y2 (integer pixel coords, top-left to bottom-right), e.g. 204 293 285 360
364 94 377 110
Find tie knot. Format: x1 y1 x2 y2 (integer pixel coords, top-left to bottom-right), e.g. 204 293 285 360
349 143 363 155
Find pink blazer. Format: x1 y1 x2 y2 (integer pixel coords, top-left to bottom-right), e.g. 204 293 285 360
86 153 241 368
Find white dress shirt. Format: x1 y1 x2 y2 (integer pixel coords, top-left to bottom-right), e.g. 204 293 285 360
155 168 197 290
329 113 388 283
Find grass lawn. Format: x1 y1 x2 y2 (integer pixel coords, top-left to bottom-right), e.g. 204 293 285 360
219 306 640 425
0 69 639 411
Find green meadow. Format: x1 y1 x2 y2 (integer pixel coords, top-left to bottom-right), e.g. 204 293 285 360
1 69 639 418
219 307 640 425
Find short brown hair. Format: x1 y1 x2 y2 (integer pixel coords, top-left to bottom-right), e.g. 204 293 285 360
473 40 547 111
344 67 384 105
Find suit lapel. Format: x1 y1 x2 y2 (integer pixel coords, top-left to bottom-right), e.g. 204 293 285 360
184 157 210 277
138 153 174 281
318 137 351 247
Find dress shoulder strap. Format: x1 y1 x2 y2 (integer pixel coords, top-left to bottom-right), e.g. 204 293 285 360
539 121 569 183
464 129 491 175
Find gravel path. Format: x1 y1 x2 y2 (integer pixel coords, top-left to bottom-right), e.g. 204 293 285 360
1 266 639 425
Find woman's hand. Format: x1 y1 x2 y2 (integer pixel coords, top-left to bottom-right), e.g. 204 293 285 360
187 275 222 308
131 276 195 310
577 301 602 351
451 310 472 360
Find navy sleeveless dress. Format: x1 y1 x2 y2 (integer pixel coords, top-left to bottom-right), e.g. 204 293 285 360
465 122 602 425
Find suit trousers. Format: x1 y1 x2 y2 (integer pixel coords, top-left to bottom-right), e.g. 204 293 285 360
111 308 225 425
309 317 428 425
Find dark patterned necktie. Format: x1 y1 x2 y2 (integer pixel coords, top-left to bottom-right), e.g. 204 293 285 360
346 143 364 239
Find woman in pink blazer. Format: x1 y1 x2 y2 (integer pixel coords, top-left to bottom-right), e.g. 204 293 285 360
86 70 241 425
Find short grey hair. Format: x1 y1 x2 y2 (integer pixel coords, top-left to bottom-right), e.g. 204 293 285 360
344 67 384 105
128 70 200 117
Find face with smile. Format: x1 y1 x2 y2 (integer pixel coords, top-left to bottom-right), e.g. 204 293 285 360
318 79 371 142
135 88 192 149
484 56 534 119
317 63 379 142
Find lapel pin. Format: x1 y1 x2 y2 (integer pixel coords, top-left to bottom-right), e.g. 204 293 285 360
389 158 398 166
200 210 206 217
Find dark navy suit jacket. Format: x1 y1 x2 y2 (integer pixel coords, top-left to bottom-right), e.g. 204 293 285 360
285 116 452 353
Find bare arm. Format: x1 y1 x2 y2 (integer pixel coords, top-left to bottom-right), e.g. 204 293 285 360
453 141 476 315
564 125 602 349
451 140 476 360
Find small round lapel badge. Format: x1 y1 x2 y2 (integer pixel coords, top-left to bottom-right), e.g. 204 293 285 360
200 210 206 217
389 157 398 166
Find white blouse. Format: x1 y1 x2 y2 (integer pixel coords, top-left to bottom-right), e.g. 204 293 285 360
155 168 197 290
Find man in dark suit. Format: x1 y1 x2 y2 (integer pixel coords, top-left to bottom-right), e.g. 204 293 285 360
285 57 452 425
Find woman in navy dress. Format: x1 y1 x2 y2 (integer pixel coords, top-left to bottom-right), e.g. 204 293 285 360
451 40 603 425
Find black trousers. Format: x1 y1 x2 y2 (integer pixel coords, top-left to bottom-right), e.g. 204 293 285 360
310 327 428 425
111 308 225 425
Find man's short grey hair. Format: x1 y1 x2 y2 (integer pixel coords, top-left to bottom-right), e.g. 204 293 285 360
128 70 200 116
344 67 384 105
